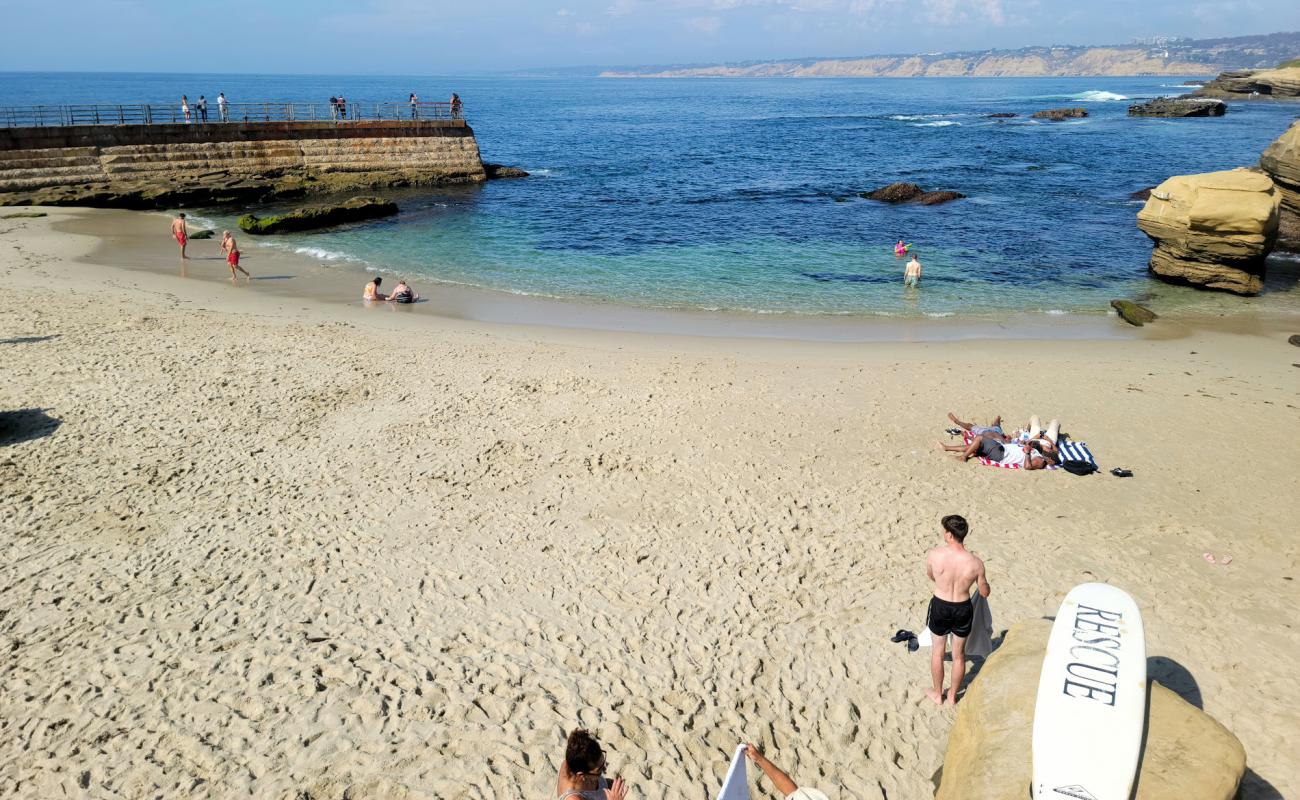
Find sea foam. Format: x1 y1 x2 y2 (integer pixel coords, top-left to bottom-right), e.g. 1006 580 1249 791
912 121 960 127
1073 90 1128 102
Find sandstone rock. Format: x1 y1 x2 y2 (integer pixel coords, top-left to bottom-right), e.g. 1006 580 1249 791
1032 107 1088 121
861 182 966 205
936 619 1246 800
483 163 530 179
1112 299 1158 326
238 196 398 235
1136 169 1281 294
1260 120 1300 251
1193 67 1300 100
1128 98 1226 117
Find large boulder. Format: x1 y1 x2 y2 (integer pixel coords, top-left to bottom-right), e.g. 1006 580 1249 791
1193 67 1300 100
936 619 1246 800
1032 108 1088 121
238 196 398 235
860 182 966 205
1128 98 1226 117
1136 169 1281 295
1260 120 1300 250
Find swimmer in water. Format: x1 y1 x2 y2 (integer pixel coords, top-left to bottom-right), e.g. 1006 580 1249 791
363 276 386 301
904 253 922 287
895 240 909 258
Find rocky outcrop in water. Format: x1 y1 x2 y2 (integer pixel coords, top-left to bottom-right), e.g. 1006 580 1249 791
1260 120 1300 250
484 163 529 179
1128 98 1226 117
1136 169 1280 295
936 619 1246 800
987 113 1018 119
1192 67 1300 99
1031 107 1088 121
1111 299 1158 326
860 182 966 205
238 196 398 235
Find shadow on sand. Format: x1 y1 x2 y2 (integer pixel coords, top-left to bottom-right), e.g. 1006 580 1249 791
1 335 59 345
0 408 61 446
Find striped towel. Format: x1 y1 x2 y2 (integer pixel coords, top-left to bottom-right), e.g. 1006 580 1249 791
961 432 1097 471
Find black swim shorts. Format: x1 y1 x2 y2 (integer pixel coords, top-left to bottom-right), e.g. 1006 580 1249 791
976 437 1005 461
927 596 974 638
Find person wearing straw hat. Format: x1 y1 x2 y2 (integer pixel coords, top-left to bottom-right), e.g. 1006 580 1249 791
743 744 829 800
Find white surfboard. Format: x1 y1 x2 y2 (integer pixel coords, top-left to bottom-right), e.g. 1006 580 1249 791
1032 583 1147 800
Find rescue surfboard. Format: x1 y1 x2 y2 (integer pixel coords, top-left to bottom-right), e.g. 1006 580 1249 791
1032 583 1147 800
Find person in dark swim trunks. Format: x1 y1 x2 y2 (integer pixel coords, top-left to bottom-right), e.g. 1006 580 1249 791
387 279 419 304
924 515 991 707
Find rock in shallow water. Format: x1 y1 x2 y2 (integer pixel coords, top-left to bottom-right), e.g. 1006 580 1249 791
936 619 1246 800
1128 98 1226 117
1031 107 1088 121
1111 299 1158 326
861 182 966 205
483 163 530 179
1136 169 1281 295
238 196 398 235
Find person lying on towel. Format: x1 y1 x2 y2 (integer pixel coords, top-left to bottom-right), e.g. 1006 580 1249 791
937 432 1052 470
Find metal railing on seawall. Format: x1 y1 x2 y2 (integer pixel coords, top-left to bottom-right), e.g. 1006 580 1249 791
0 101 463 128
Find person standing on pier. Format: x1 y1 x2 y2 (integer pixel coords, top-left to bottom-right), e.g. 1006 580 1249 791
180 95 190 123
171 213 188 259
409 92 418 119
197 95 208 123
217 92 228 122
338 95 347 120
450 93 462 118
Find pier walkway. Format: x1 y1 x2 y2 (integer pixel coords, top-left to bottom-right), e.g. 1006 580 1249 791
0 101 461 129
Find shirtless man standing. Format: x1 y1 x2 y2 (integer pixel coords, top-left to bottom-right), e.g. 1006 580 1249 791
220 230 251 282
924 514 990 706
171 213 188 259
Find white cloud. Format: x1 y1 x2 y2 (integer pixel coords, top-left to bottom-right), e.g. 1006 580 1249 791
684 14 724 33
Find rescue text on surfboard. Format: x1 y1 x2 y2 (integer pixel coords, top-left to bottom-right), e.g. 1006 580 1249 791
1062 604 1124 707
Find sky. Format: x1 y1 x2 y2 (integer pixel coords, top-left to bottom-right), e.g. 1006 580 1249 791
0 0 1296 74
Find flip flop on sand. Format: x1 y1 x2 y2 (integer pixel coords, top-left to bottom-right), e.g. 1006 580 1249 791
891 629 914 643
1203 553 1217 565
1203 553 1233 566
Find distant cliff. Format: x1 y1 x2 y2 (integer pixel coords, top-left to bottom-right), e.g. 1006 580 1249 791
600 31 1300 79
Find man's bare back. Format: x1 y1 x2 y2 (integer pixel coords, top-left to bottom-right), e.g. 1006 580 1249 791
927 545 989 602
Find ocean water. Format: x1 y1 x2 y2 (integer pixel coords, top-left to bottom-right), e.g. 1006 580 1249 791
3 72 1299 317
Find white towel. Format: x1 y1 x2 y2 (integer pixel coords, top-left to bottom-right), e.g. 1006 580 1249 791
918 593 994 658
717 744 750 800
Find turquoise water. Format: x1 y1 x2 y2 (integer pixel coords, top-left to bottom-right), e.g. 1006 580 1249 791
4 72 1299 317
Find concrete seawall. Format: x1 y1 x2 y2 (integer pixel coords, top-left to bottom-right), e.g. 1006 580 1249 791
0 120 486 207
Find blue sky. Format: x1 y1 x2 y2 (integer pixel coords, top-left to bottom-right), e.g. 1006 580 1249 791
0 0 1295 73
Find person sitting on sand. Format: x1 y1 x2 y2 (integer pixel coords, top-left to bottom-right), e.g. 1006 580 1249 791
171 213 188 259
924 514 991 707
363 276 386 301
554 729 627 800
937 431 1050 470
220 231 251 282
903 253 922 288
387 279 419 304
743 743 829 800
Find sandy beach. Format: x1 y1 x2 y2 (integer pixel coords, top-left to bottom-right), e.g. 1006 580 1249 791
1 208 1298 798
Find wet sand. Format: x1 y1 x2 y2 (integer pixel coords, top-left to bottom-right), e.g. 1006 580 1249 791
1 208 1298 798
